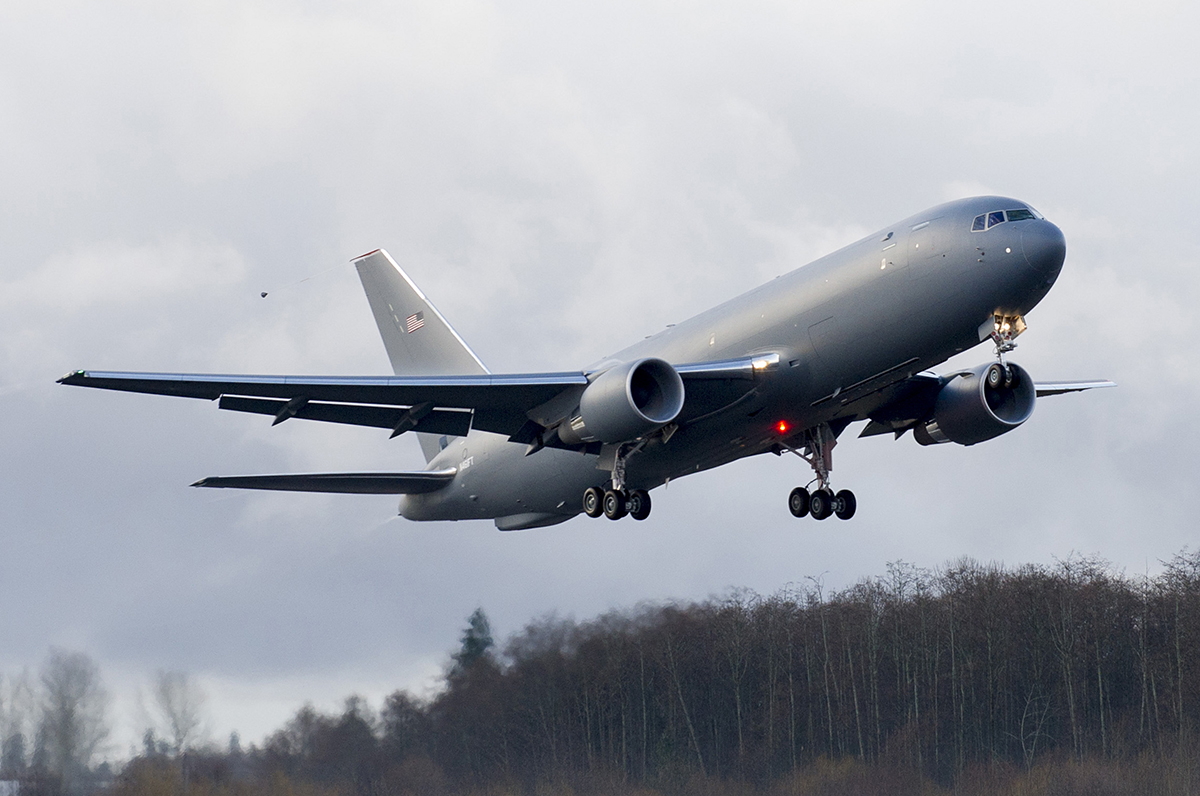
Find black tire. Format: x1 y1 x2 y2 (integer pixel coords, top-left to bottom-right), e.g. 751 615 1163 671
834 489 857 520
788 487 810 518
583 487 604 518
603 489 627 520
810 489 834 520
628 490 652 521
986 363 1004 389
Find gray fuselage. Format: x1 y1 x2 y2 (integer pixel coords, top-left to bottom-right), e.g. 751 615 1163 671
402 196 1066 528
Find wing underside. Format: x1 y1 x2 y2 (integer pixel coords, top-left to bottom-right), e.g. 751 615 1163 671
1034 380 1117 396
58 370 589 439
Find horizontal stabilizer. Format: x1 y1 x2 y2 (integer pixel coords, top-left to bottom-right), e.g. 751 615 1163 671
190 469 456 494
1035 380 1116 396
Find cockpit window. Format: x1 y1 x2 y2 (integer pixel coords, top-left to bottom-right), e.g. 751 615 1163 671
972 206 1043 231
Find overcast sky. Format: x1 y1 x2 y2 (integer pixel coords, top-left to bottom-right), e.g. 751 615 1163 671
2 0 1198 756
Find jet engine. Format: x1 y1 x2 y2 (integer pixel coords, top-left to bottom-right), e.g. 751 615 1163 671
913 362 1036 446
556 357 685 445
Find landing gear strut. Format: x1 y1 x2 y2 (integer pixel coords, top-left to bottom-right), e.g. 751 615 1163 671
780 423 856 521
581 440 653 522
988 313 1026 387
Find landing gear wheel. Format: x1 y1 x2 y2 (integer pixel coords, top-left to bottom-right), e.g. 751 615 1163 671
628 490 652 521
583 487 604 518
602 489 627 520
834 489 857 520
986 362 1004 389
809 489 834 520
788 487 810 518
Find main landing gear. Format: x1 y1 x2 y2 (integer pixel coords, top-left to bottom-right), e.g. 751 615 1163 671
583 486 652 521
582 441 652 521
781 423 856 521
788 485 856 520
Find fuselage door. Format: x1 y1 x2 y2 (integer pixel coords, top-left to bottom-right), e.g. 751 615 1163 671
908 219 944 281
910 220 938 260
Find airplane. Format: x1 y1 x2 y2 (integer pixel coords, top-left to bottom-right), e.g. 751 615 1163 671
59 196 1113 530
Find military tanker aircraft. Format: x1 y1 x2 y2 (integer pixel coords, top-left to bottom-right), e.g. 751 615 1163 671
60 196 1112 530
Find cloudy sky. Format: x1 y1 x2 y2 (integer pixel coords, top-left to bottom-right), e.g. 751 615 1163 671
2 0 1198 755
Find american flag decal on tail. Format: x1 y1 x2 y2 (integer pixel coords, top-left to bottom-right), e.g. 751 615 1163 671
405 312 425 333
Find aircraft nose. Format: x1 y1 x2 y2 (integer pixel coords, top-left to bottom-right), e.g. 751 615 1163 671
1021 220 1066 282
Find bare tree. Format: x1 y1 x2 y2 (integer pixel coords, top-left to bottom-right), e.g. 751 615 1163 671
149 670 207 755
0 670 35 775
38 649 110 793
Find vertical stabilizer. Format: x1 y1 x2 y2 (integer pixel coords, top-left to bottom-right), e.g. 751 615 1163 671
354 249 488 461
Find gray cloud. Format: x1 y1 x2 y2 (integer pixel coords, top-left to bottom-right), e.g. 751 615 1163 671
1 0 1197 749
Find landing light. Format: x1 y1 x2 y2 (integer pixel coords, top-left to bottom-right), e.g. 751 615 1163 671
751 353 780 371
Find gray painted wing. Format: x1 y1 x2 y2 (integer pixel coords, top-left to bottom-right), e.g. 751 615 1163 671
58 370 587 438
190 469 457 494
59 355 773 439
1034 380 1116 396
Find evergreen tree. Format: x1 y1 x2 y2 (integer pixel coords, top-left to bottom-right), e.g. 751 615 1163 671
452 608 494 676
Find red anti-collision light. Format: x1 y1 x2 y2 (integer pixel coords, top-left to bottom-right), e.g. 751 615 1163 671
776 420 790 434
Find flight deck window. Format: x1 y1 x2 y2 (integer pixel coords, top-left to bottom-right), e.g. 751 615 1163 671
972 215 986 231
986 211 1005 229
1005 208 1036 221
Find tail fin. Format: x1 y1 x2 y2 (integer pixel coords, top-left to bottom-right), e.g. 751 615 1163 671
354 249 488 462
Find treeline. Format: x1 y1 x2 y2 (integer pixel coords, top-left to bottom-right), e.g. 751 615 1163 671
96 550 1200 794
0 655 214 796
0 650 116 796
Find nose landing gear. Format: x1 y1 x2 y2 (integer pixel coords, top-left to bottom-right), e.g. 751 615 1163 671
781 423 856 521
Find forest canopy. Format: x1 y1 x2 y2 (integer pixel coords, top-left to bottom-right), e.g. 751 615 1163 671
8 550 1200 795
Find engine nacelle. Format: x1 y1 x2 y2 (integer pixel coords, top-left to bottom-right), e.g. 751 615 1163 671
557 358 685 445
913 362 1036 446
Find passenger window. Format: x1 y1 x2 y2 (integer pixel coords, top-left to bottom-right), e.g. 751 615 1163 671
1006 208 1036 221
971 215 986 231
987 211 1005 229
